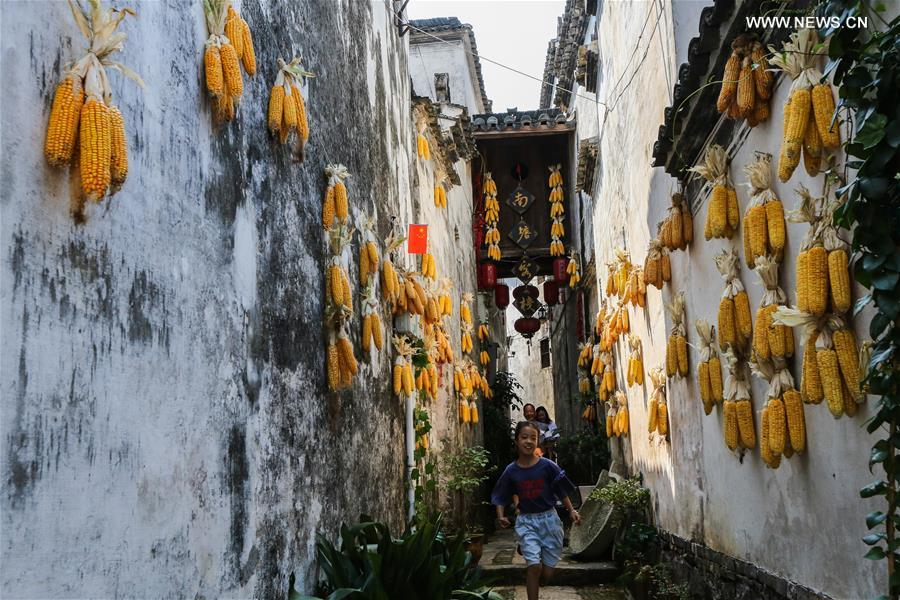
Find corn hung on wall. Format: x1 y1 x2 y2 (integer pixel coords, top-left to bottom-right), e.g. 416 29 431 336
626 334 644 389
695 320 723 415
665 293 689 380
325 224 358 391
643 239 671 290
769 28 841 182
548 164 566 256
716 34 773 127
482 171 500 257
203 0 256 123
716 249 752 352
43 1 143 211
722 349 756 451
648 368 668 439
659 191 692 251
322 164 351 228
690 145 738 240
742 154 786 267
267 57 313 158
752 256 793 363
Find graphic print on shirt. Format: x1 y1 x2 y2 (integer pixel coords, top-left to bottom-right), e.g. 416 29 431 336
518 478 546 500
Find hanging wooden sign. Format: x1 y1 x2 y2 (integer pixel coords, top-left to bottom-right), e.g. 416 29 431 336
506 185 534 215
508 217 537 249
514 254 537 285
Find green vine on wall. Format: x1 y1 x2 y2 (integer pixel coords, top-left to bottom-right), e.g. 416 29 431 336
818 2 900 598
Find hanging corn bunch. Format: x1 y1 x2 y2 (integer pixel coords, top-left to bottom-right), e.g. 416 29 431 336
751 256 794 362
769 28 841 181
722 349 755 451
665 293 689 379
44 0 144 206
360 282 384 358
322 164 351 229
567 252 581 287
690 145 738 240
548 164 566 256
482 171 500 256
460 293 474 354
578 342 594 395
716 34 773 126
626 334 645 388
773 309 863 418
415 340 440 401
642 240 671 290
325 224 357 391
624 266 646 307
715 249 752 352
659 191 693 251
594 301 608 337
417 128 431 161
695 320 724 415
578 372 592 395
380 233 405 312
606 402 617 437
203 0 255 123
582 401 598 425
611 391 630 437
477 322 490 343
438 278 454 318
596 351 616 402
434 180 449 208
433 322 455 364
648 368 668 438
754 357 806 468
392 335 415 397
267 56 313 158
742 154 786 267
358 219 380 286
421 248 437 280
821 195 853 316
770 29 841 179
478 322 490 366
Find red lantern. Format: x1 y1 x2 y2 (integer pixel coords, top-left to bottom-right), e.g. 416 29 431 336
543 280 559 306
553 257 569 284
513 284 539 300
494 284 510 309
480 262 497 289
514 317 541 338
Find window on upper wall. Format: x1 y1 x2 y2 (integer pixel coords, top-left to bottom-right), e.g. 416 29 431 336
435 73 450 103
540 337 551 369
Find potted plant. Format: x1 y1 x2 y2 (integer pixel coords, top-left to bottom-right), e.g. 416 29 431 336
442 446 491 565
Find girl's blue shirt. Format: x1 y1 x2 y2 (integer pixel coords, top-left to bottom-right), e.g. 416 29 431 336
490 457 576 514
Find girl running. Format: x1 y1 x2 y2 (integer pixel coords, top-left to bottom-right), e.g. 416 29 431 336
491 421 581 600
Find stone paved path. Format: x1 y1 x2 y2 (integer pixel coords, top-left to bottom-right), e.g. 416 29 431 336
481 529 625 599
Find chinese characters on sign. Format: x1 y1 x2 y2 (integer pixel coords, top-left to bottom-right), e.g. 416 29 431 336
505 186 534 215
509 217 537 249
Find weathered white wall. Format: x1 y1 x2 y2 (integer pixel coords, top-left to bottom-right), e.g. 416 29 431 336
410 38 483 113
592 1 882 598
0 0 480 597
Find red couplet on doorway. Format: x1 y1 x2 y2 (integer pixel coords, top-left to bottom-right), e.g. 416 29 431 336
408 224 428 254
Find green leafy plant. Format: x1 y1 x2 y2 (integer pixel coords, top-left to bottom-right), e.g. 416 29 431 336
444 447 491 494
818 3 900 597
291 514 501 600
411 405 438 523
589 476 651 527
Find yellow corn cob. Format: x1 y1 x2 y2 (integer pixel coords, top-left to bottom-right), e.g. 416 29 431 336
698 361 711 402
812 83 840 149
671 211 684 249
807 247 829 317
726 188 739 233
796 251 809 311
339 336 357 376
676 335 688 376
657 403 668 437
709 356 723 403
327 342 340 391
204 46 224 99
361 314 373 353
240 18 256 76
282 86 298 129
766 200 785 254
801 333 823 404
341 272 352 312
768 397 786 454
682 205 693 244
803 119 822 177
768 321 787 359
359 245 371 285
45 75 84 166
372 314 383 350
737 56 755 117
661 252 671 282
828 249 851 314
220 43 243 100
268 85 284 133
760 406 782 468
335 181 349 222
666 336 677 377
783 389 805 453
292 84 309 142
403 363 414 396
79 97 112 202
753 306 770 360
606 413 614 437
751 42 773 99
778 94 794 182
736 399 756 448
109 106 128 191
817 348 843 417
833 328 860 400
328 265 342 305
748 205 767 261
718 298 737 349
225 6 243 58
734 291 752 342
709 186 728 238
471 401 479 424
724 400 738 450
742 218 753 267
648 399 658 432
717 51 740 113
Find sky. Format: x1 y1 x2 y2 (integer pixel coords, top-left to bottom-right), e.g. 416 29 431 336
405 0 566 112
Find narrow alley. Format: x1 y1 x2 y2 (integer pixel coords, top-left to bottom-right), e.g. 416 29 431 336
2 1 899 599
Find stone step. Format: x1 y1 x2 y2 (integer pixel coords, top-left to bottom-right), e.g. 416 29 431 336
481 559 620 586
491 584 629 600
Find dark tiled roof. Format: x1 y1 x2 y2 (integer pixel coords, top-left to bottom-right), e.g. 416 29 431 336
409 17 492 113
470 107 572 133
651 0 795 176
539 0 589 110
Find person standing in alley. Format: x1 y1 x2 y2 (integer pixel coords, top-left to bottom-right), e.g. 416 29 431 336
535 406 559 461
492 421 581 600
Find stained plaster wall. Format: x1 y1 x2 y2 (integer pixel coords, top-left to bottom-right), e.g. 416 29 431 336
591 1 882 597
0 0 471 597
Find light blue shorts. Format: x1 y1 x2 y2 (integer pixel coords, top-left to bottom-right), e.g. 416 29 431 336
514 509 565 567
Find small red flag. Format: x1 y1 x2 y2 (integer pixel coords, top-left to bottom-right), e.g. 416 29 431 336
408 224 428 254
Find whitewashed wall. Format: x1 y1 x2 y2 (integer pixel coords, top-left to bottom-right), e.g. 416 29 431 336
593 1 882 597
